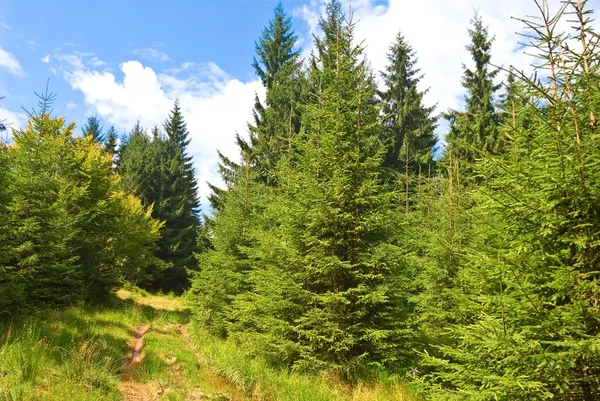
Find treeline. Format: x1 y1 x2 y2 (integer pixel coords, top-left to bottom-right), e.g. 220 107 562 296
191 1 600 399
0 93 200 311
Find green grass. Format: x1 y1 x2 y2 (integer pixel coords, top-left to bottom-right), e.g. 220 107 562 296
0 296 152 401
0 290 421 401
187 322 420 401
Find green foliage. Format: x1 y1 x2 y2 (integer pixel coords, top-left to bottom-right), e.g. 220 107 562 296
418 2 600 399
81 115 104 142
153 101 201 293
1 110 162 311
246 2 305 185
103 125 118 166
446 13 501 167
8 115 86 306
379 31 437 182
118 104 201 294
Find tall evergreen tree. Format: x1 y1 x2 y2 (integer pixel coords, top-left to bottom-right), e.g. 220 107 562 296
379 31 437 177
246 2 304 184
81 115 104 142
422 3 600 399
104 125 118 153
117 123 154 205
279 1 399 375
446 13 501 166
104 125 118 168
153 101 200 293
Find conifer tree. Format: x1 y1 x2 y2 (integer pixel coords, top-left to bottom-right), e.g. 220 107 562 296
117 123 154 205
280 1 399 374
153 101 200 293
446 13 501 166
81 115 104 142
246 2 304 184
8 114 84 306
423 2 600 398
104 125 118 164
0 141 16 309
379 31 437 179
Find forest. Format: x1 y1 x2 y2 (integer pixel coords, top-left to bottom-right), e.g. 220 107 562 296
1 0 600 400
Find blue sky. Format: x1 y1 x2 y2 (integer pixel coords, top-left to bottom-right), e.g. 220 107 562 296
0 0 595 207
0 0 312 122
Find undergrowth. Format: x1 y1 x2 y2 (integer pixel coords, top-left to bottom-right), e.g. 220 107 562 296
0 296 152 400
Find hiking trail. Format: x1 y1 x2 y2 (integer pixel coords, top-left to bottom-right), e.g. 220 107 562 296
116 290 247 401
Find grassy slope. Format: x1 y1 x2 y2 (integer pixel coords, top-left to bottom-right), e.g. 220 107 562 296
0 289 419 401
0 297 152 400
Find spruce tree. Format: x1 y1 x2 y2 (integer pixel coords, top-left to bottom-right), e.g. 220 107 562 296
246 2 304 184
117 123 154 206
379 32 437 177
81 115 104 142
8 114 84 306
282 1 399 375
104 125 118 164
153 100 200 293
423 2 600 399
0 141 16 310
446 13 500 166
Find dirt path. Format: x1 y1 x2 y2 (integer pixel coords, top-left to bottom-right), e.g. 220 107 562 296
119 324 156 401
116 290 247 401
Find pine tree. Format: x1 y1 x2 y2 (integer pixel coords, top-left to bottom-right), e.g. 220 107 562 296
423 2 600 399
104 125 118 165
153 100 200 293
279 1 399 375
117 122 154 206
7 112 90 306
446 13 501 167
0 141 16 310
82 115 104 142
191 154 259 337
246 2 304 184
379 32 437 175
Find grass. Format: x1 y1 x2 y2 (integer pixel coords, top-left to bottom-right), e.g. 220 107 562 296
0 289 420 401
0 296 152 401
187 323 420 401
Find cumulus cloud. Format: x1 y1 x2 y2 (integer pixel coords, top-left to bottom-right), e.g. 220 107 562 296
0 106 26 133
134 48 170 63
0 46 25 76
59 57 263 207
41 54 50 63
295 0 600 141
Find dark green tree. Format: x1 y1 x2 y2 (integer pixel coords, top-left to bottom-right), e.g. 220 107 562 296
117 122 155 206
446 13 501 166
246 2 304 184
422 3 600 399
274 1 400 375
379 32 437 175
82 115 104 142
104 125 118 167
379 31 438 211
153 101 200 293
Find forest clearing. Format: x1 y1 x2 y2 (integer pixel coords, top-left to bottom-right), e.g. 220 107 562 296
0 289 416 400
1 0 600 399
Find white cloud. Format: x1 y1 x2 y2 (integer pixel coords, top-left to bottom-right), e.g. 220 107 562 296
0 106 26 134
0 46 25 76
66 101 77 109
41 54 50 63
61 58 263 208
134 48 170 63
295 0 600 142
0 22 10 30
